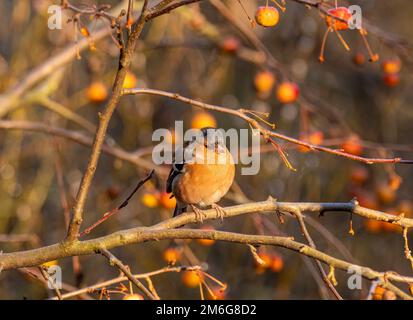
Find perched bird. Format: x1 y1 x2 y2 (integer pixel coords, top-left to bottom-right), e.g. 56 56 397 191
166 127 235 222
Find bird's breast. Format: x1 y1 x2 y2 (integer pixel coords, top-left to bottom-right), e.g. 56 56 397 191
172 151 235 206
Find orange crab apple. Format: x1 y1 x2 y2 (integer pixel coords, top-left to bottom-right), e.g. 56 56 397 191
255 6 279 27
159 192 176 209
382 59 401 74
191 111 217 129
298 131 324 152
352 190 379 210
86 81 108 103
352 52 366 66
254 70 275 94
196 225 216 246
325 7 352 31
141 192 159 208
276 82 299 104
123 294 144 300
364 219 382 233
122 71 138 89
376 184 396 205
372 286 386 300
182 271 204 288
254 249 272 274
350 166 369 185
163 247 181 265
341 135 363 156
270 254 284 272
398 200 413 218
319 7 378 63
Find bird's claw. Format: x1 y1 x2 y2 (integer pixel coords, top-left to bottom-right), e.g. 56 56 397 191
212 204 226 222
190 205 207 223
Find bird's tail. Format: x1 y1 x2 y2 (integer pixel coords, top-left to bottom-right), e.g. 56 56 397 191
173 204 187 217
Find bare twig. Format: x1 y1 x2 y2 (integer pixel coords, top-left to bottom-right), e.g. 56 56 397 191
122 88 413 165
39 266 63 300
289 208 343 300
49 265 201 300
99 248 156 300
0 120 165 174
79 169 155 237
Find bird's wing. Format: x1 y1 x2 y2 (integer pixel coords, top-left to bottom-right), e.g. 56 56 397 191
166 162 183 193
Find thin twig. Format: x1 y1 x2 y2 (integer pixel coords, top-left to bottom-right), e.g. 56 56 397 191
99 248 156 300
122 88 413 165
78 169 155 237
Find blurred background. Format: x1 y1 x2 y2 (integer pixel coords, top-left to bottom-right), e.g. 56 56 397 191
0 0 412 299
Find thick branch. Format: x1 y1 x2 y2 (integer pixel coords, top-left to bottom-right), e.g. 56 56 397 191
1 201 413 291
65 2 149 241
1 227 412 299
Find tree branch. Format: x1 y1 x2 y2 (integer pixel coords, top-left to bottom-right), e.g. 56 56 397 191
122 88 413 165
65 1 150 241
99 248 157 300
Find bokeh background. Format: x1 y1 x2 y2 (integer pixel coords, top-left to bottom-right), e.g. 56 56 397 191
0 0 412 299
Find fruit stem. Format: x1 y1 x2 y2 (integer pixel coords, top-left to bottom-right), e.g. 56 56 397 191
334 29 350 51
270 0 286 12
319 27 331 63
359 28 379 62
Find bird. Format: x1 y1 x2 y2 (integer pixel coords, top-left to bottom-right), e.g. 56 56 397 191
166 127 235 222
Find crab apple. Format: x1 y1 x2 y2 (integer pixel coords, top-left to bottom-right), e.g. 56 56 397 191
254 70 275 94
364 219 382 233
163 247 181 265
159 192 176 209
352 52 366 66
372 286 386 300
341 135 363 156
325 7 352 31
298 131 324 152
196 225 216 246
383 73 400 87
220 36 240 54
182 271 204 288
270 254 284 272
353 190 379 210
388 174 402 191
376 184 396 205
255 6 279 27
122 71 138 89
254 249 272 274
191 111 217 129
350 166 369 185
276 82 299 104
398 200 413 217
141 192 159 208
86 81 108 103
383 290 397 300
123 294 144 300
382 59 401 74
